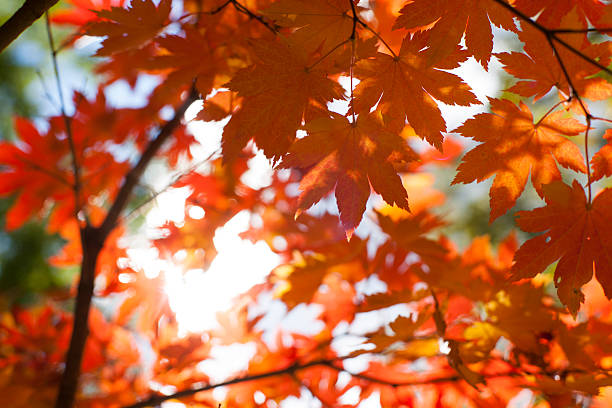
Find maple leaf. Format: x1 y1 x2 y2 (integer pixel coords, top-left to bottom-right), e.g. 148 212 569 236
222 38 345 162
91 42 159 88
392 0 516 67
144 28 223 105
511 180 612 315
591 129 612 181
512 0 611 30
453 98 587 221
497 24 612 101
281 113 417 232
263 0 355 55
0 118 74 230
195 90 236 122
51 0 126 26
85 0 171 56
352 33 478 149
272 238 365 307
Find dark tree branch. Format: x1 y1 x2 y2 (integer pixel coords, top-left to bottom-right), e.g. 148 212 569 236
550 28 612 34
54 226 104 408
54 87 199 408
0 0 59 54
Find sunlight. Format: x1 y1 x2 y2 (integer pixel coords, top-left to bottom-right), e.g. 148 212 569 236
131 104 281 335
164 210 280 333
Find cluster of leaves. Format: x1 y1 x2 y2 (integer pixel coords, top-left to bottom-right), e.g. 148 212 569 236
0 0 612 407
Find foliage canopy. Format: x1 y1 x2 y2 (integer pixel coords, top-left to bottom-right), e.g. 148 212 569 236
1 0 612 407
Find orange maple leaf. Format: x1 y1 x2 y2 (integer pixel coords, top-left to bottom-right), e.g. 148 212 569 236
86 0 171 56
222 38 344 162
352 33 478 150
195 90 236 122
497 24 612 101
512 0 611 30
144 28 223 104
281 113 417 232
511 180 612 315
453 98 586 221
263 0 356 55
590 129 612 181
392 0 516 67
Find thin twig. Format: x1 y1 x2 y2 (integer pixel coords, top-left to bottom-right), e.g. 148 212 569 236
45 12 83 218
585 116 592 204
35 68 57 107
122 359 338 408
534 97 572 127
177 0 232 21
124 356 528 408
231 0 277 34
591 116 612 124
544 33 594 204
550 28 612 34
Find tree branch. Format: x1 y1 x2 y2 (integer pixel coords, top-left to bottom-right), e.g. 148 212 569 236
54 226 104 408
123 359 333 408
0 0 59 54
123 357 525 408
54 87 199 408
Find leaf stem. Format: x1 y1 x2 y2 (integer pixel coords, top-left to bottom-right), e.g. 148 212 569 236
534 97 571 127
585 116 592 204
305 39 350 71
